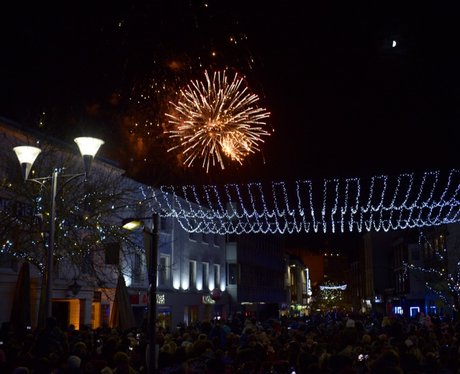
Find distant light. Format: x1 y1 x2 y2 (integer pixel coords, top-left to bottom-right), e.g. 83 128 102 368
320 284 347 291
392 40 397 48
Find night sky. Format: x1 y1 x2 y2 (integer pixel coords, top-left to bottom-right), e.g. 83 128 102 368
1 1 459 188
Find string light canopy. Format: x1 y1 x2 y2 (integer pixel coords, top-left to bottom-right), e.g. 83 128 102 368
140 169 460 235
319 284 347 291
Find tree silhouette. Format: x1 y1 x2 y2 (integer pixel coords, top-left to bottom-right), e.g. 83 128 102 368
0 129 151 324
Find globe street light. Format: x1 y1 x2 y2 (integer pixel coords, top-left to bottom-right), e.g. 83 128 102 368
13 137 104 323
122 213 159 373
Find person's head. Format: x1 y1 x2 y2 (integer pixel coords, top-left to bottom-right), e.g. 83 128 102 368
113 351 130 368
72 341 88 356
67 355 82 369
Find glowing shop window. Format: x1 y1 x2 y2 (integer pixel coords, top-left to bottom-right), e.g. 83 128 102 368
394 306 403 315
410 307 420 317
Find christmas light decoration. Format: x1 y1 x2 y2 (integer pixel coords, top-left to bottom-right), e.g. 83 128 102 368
319 284 347 291
316 281 347 309
165 70 271 172
139 169 460 235
404 229 460 311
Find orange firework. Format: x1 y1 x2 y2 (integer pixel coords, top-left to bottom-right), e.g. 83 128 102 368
165 70 271 173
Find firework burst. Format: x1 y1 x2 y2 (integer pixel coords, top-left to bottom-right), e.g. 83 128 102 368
165 70 271 173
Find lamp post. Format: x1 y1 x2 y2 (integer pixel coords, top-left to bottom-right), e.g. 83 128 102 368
13 137 104 322
122 213 159 373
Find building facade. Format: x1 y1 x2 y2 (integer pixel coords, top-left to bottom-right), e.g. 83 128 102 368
0 118 228 331
225 233 286 320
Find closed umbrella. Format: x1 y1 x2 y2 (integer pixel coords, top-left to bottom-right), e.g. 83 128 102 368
109 274 136 331
10 262 31 333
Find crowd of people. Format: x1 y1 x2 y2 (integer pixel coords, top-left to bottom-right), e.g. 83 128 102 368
0 310 459 373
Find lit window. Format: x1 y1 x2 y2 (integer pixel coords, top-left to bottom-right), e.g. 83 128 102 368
394 306 403 315
410 307 420 317
159 255 170 286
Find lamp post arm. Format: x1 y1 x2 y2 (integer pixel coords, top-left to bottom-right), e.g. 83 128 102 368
24 177 48 189
59 172 86 183
27 171 86 188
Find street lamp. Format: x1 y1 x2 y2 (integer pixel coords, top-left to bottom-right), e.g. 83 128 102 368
122 213 159 373
13 137 104 323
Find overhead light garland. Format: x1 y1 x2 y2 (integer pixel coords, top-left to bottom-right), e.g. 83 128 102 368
319 284 347 291
139 169 460 235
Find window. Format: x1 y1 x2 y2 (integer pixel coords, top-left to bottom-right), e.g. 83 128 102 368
227 263 238 285
202 262 209 290
189 260 197 289
160 217 170 233
0 253 17 270
214 264 220 288
104 242 120 265
132 253 143 283
394 306 403 315
81 252 92 275
0 197 33 218
159 255 171 286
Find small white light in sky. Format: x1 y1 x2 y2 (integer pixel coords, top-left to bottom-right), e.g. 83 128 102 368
392 40 397 48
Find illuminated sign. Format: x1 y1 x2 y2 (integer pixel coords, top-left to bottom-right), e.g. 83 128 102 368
202 295 216 304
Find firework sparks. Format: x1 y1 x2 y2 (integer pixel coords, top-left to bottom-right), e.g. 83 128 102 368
165 70 271 172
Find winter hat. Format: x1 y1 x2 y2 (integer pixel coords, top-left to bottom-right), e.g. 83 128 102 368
67 355 82 369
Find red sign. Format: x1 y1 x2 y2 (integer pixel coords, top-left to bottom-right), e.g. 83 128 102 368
129 294 139 305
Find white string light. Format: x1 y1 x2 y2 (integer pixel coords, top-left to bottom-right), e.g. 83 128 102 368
319 284 347 291
139 169 460 234
403 229 460 309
